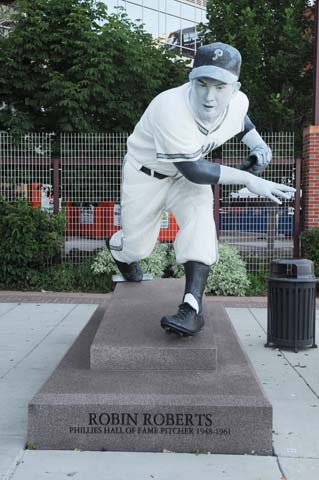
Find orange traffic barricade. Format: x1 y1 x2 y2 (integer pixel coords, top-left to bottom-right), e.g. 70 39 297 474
28 182 41 208
158 212 179 241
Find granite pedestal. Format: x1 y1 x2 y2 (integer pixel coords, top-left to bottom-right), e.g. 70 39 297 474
27 279 273 454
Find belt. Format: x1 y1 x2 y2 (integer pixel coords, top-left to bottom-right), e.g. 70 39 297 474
140 166 169 180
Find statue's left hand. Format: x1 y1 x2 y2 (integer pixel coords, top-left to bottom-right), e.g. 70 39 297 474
239 143 272 175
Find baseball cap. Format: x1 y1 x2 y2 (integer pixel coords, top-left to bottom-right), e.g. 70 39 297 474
189 42 241 84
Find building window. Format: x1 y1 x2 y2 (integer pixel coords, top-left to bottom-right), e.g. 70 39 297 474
103 0 206 58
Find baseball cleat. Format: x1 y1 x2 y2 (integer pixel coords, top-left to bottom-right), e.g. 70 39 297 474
161 302 204 337
106 238 143 282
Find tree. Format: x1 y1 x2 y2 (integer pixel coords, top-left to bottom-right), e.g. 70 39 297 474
201 0 314 138
0 0 187 135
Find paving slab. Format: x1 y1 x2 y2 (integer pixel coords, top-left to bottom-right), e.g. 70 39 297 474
279 457 319 480
0 304 18 317
8 451 282 480
251 308 319 397
0 435 25 480
0 303 99 478
91 279 217 371
0 304 97 378
227 307 319 459
0 304 77 378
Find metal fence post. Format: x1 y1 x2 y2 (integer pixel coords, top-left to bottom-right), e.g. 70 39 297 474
52 158 60 214
213 158 220 239
52 157 61 265
293 157 301 258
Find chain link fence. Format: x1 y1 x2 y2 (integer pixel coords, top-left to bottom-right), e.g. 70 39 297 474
0 132 298 273
220 132 296 273
61 133 125 263
0 132 52 205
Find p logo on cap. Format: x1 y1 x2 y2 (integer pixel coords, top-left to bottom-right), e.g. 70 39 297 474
189 42 241 84
212 48 223 61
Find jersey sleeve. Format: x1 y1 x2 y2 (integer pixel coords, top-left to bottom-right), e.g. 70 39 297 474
236 115 256 141
150 98 203 163
235 93 250 134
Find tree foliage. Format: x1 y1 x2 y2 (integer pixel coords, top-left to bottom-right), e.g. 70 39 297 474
201 0 314 136
0 0 187 135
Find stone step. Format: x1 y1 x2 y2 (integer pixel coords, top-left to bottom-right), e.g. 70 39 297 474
27 297 272 454
90 279 217 371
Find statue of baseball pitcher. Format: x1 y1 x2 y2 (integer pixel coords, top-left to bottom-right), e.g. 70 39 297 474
107 42 295 337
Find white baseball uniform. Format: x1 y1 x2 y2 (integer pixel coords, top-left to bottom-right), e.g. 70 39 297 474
109 82 249 266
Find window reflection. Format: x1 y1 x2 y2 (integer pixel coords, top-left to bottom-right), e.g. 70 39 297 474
103 0 206 55
126 3 143 22
117 0 127 9
181 3 196 22
143 7 159 36
158 0 166 13
158 11 166 39
105 0 118 14
166 14 180 45
166 0 180 18
143 0 159 9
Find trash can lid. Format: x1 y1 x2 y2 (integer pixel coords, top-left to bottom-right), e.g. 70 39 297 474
270 258 315 279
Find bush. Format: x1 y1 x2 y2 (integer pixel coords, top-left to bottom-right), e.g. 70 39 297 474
167 247 184 279
91 246 118 277
167 243 251 296
45 263 112 292
91 242 169 279
0 263 113 293
245 271 268 296
301 228 319 278
0 198 66 285
140 243 168 278
205 244 251 296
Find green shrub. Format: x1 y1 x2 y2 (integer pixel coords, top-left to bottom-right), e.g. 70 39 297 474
0 198 66 285
245 271 268 296
0 262 113 293
140 243 168 278
91 242 169 279
91 246 118 276
45 263 112 292
205 244 251 296
167 243 251 296
301 228 319 278
167 247 184 278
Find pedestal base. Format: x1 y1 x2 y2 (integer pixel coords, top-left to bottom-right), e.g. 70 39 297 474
28 279 272 454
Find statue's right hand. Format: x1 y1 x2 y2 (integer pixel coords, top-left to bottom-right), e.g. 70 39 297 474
246 176 296 205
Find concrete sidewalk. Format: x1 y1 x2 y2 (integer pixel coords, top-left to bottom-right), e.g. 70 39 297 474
0 296 318 479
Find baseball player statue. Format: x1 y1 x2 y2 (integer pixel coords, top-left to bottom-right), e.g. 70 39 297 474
107 42 295 337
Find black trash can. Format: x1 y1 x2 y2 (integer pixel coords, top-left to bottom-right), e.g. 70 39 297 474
266 259 318 353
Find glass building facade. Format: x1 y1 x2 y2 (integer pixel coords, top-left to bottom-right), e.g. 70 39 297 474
104 0 207 58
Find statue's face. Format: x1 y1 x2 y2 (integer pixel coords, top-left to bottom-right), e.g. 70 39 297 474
189 77 240 126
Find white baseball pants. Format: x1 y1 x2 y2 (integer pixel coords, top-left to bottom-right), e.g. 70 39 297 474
109 155 219 266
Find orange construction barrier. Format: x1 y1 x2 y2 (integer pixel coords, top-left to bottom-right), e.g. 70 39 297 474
66 201 180 241
28 182 41 208
65 200 122 239
158 212 179 241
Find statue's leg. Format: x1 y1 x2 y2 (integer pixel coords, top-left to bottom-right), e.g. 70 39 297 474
161 261 210 335
161 177 218 335
108 158 170 281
